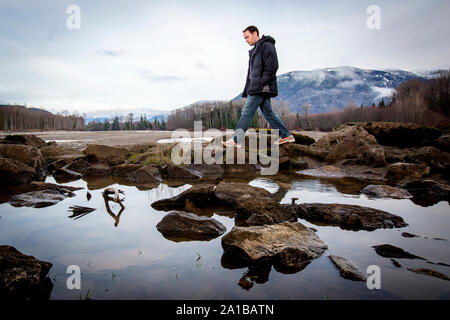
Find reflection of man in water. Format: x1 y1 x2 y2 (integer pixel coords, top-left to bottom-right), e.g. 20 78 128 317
102 189 125 227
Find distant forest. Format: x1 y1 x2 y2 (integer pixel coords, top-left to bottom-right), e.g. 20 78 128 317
86 114 167 131
0 105 84 130
2 69 448 132
164 68 449 131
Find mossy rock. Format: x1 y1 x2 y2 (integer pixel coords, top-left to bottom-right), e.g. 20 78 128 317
362 122 441 148
291 132 315 146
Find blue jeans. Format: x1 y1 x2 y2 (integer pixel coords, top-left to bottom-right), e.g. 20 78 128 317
233 95 291 144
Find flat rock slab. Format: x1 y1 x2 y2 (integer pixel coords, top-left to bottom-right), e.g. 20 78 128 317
328 255 366 281
8 189 71 208
361 185 412 199
214 181 272 205
152 182 297 226
162 163 203 180
373 244 425 260
152 184 215 211
296 203 407 231
221 222 328 270
296 165 385 181
401 232 420 238
0 245 53 300
156 210 226 241
407 268 450 281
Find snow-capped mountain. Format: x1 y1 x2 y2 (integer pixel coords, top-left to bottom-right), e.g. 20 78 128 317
84 107 170 124
234 66 423 114
409 65 450 79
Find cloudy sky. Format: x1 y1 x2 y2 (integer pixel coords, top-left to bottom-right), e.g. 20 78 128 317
0 0 449 113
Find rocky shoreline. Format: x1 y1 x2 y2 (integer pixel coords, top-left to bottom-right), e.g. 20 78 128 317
1 121 449 298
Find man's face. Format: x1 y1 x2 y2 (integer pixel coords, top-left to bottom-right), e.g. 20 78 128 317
243 30 259 46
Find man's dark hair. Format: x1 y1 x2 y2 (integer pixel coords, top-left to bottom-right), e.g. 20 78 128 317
243 25 259 36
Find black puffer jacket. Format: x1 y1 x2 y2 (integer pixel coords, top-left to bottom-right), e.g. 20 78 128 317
242 35 279 98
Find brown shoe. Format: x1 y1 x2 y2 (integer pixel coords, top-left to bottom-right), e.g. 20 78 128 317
222 138 242 149
274 135 295 145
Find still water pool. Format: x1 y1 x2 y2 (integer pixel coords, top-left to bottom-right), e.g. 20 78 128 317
0 175 449 299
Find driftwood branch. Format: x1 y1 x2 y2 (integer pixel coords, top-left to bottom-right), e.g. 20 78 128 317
68 205 96 220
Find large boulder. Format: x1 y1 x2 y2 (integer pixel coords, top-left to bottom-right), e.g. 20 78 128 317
358 147 386 167
8 189 74 208
64 157 90 173
291 132 316 146
84 144 130 165
82 163 111 176
156 210 226 241
52 167 83 182
214 181 297 225
187 164 224 181
313 125 380 164
432 134 450 153
214 181 272 205
2 134 47 148
222 163 261 178
0 158 36 185
161 163 203 179
361 122 441 148
295 203 408 231
234 196 297 226
279 143 328 162
132 165 163 183
385 162 430 181
328 255 366 281
47 154 86 172
40 145 83 163
111 163 144 176
361 184 412 199
406 146 450 174
152 184 215 211
112 164 162 183
383 146 413 163
221 222 328 270
0 245 53 300
0 144 46 185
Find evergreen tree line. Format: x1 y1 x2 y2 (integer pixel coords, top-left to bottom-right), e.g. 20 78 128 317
86 113 166 131
0 104 85 130
165 99 295 131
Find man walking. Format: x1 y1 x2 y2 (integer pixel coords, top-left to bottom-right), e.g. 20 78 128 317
223 26 295 148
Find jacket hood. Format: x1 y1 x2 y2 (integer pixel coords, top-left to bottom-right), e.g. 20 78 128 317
258 35 276 46
250 35 276 55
